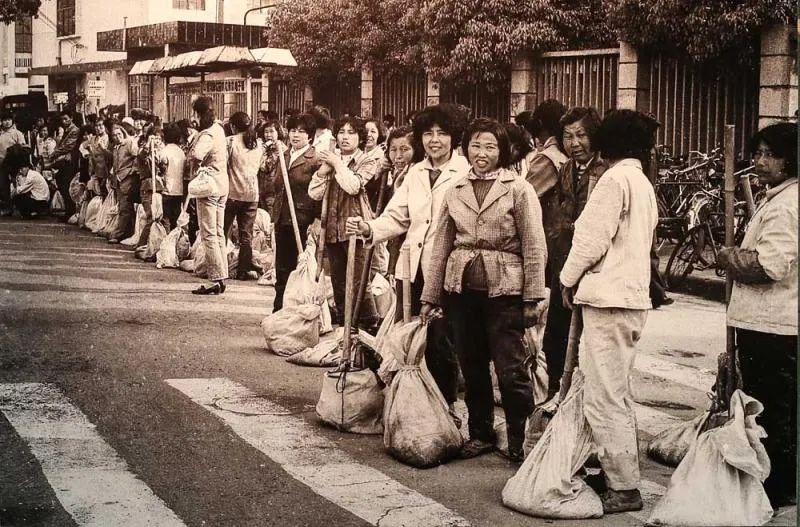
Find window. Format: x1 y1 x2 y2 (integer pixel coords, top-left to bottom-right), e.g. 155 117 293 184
173 0 205 10
15 16 32 53
248 0 273 8
129 76 154 114
57 0 76 37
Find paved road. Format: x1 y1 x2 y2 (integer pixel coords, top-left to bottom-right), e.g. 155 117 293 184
0 217 795 527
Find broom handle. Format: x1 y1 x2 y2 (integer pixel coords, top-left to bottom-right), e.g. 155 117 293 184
557 306 583 401
723 126 737 405
315 182 331 282
339 234 358 369
401 245 412 323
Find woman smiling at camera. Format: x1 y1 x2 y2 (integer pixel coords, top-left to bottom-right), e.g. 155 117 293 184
420 118 548 462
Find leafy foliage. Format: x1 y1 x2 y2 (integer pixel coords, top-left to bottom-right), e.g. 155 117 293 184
605 0 797 64
413 0 614 85
0 0 41 23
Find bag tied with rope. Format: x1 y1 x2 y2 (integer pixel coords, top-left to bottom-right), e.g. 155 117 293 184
316 364 384 435
261 303 321 357
382 319 463 467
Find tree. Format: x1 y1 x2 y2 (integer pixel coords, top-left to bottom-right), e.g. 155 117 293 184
0 0 41 23
411 0 615 86
605 0 796 65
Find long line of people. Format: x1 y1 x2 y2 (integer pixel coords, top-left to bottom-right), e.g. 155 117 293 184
1 97 795 516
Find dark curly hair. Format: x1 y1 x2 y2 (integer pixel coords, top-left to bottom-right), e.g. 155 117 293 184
595 110 660 165
286 113 317 141
384 125 415 162
411 104 468 153
191 96 216 131
749 122 797 178
504 122 533 164
523 99 566 140
559 106 602 152
334 116 367 149
461 118 512 169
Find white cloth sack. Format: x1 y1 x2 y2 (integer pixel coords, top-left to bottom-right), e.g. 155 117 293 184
151 192 163 221
98 193 120 238
287 327 344 367
316 367 384 435
383 320 463 467
283 235 333 335
156 226 191 269
647 411 714 467
83 196 104 232
370 273 393 319
187 167 219 198
120 203 145 246
502 370 603 519
50 190 65 213
261 303 321 356
136 221 166 261
67 213 79 225
68 175 84 206
648 390 773 526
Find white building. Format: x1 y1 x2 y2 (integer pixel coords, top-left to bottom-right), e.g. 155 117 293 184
29 0 275 115
0 16 34 97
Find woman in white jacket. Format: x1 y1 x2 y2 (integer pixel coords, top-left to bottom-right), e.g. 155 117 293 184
345 104 470 415
559 110 659 514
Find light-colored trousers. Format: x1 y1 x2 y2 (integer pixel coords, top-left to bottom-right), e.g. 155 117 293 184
580 305 647 491
197 195 228 281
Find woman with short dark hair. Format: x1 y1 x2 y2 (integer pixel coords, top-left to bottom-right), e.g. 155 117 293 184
421 117 547 462
309 116 380 330
189 96 229 295
717 122 797 509
559 109 659 513
271 112 321 312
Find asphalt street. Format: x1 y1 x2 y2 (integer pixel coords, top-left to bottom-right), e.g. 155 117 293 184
0 217 795 527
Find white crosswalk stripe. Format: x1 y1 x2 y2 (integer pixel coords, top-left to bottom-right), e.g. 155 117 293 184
0 383 186 527
167 377 471 527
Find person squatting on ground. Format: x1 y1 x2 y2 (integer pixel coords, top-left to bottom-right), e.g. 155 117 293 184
4 145 50 218
189 96 230 296
421 117 548 463
541 107 608 398
717 122 797 509
346 103 470 414
271 112 321 312
308 116 380 331
224 111 263 281
559 109 659 513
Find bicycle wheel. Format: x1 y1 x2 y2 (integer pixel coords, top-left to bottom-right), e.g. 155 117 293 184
665 226 711 290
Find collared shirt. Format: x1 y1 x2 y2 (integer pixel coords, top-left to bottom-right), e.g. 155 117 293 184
289 144 310 167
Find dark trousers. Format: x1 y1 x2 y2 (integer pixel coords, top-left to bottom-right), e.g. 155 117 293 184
186 196 199 245
224 199 258 278
409 269 459 405
110 176 139 241
327 239 379 330
542 270 571 397
54 160 77 219
737 328 797 507
0 166 11 209
273 221 312 312
162 195 183 232
12 193 48 217
447 290 534 452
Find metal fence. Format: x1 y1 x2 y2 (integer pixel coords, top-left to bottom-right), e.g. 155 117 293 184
372 72 427 122
313 75 362 119
268 79 305 118
531 48 619 117
440 80 511 121
645 54 759 158
169 79 247 122
128 75 154 114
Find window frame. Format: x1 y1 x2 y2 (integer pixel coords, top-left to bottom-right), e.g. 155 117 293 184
56 0 77 37
15 16 33 53
172 0 206 10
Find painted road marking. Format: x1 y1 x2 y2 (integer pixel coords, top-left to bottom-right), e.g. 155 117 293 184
0 383 186 527
166 377 470 527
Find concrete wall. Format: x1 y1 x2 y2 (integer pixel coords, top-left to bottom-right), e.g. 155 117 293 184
758 24 797 128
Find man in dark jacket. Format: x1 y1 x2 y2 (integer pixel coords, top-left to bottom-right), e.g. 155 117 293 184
51 111 80 221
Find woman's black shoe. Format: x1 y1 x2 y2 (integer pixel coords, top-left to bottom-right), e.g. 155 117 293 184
192 282 224 295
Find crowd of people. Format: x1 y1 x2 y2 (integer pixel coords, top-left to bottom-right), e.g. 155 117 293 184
0 95 795 513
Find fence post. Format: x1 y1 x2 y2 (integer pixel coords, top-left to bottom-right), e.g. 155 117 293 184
758 24 798 128
510 54 534 122
617 42 649 113
425 76 440 106
360 66 373 118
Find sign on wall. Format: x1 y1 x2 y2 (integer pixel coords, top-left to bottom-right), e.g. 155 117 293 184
87 80 106 99
53 92 69 105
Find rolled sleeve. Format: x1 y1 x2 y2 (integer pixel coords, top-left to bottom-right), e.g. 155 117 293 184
754 203 798 281
335 155 378 196
514 183 548 300
560 176 623 288
308 169 328 201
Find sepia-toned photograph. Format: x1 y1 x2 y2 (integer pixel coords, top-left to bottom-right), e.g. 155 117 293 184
0 0 796 525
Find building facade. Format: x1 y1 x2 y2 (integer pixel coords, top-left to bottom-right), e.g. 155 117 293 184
0 16 34 97
28 0 274 115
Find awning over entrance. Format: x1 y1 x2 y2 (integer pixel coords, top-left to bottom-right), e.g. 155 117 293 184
29 59 128 76
128 46 297 77
97 21 269 53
